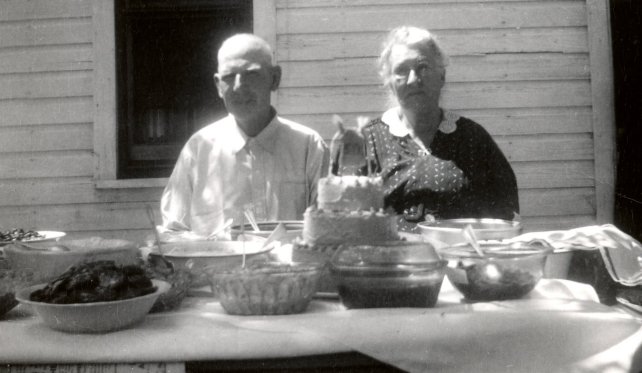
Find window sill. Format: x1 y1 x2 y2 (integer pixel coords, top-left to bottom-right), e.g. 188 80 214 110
95 178 168 189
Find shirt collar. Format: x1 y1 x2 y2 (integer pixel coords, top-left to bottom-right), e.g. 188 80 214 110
226 109 280 154
381 107 459 137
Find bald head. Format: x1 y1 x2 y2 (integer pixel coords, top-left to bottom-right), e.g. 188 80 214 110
214 33 281 136
217 34 274 69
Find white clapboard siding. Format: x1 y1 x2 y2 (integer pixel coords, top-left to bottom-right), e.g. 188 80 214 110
0 160 594 208
277 28 589 61
280 53 590 88
0 18 92 48
0 0 609 236
0 123 93 153
0 45 93 74
275 0 580 8
0 0 91 21
0 187 594 235
495 134 594 162
521 215 597 233
513 161 595 189
271 0 601 232
0 203 157 232
0 179 162 207
278 81 592 115
276 2 587 34
289 107 593 139
0 97 93 127
0 71 92 100
0 152 93 179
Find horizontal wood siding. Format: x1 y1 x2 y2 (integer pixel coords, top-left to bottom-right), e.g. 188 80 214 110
275 0 597 231
0 0 158 243
0 0 609 239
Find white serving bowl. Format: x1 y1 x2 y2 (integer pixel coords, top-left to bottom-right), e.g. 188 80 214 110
4 237 140 284
16 279 170 333
230 221 303 243
148 240 273 287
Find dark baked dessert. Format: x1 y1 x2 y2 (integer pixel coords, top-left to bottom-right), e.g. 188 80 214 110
30 261 156 304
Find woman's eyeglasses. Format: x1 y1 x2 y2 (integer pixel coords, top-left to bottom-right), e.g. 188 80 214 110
392 62 440 83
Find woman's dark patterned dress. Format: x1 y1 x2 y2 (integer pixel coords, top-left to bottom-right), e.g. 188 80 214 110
362 108 519 231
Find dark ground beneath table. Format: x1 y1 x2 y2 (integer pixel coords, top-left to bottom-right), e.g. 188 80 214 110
186 352 405 372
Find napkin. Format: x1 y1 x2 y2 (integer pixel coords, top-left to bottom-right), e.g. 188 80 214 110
508 225 642 286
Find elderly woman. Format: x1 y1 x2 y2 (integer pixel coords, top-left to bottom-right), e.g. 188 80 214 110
362 26 519 230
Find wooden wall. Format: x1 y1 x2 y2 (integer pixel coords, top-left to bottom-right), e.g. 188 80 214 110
0 0 612 241
0 0 160 241
274 0 608 232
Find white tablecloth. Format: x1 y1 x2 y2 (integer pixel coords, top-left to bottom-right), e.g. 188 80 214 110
0 279 640 373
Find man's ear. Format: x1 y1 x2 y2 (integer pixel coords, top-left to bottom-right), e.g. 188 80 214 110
213 73 224 98
270 65 282 91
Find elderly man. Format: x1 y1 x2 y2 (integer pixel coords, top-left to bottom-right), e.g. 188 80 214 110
161 34 328 237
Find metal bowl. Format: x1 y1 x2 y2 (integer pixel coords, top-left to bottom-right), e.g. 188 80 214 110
417 218 522 247
4 237 140 284
148 240 273 287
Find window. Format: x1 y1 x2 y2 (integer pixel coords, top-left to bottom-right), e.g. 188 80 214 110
115 0 253 178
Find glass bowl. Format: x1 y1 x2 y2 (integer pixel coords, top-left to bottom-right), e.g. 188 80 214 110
329 242 446 309
417 218 522 247
211 262 324 315
439 242 553 301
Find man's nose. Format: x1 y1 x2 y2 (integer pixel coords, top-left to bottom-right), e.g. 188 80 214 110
407 68 421 84
233 73 244 89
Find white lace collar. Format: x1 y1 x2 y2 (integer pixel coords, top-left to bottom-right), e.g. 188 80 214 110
381 107 459 137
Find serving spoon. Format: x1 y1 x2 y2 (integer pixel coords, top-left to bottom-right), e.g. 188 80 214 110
462 224 485 257
145 205 175 272
207 219 233 240
243 208 261 232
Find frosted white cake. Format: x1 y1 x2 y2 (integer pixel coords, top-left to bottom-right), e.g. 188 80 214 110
302 176 399 246
317 176 385 211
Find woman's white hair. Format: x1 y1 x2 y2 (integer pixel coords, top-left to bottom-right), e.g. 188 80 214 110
378 26 449 85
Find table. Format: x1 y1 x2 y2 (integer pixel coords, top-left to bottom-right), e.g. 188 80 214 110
1 279 641 373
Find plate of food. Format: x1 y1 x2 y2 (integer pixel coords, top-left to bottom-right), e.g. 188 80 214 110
0 229 66 245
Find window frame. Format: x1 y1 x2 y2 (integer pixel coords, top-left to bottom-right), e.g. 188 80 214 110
92 0 276 188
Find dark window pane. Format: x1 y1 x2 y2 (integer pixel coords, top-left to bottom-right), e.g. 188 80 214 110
115 0 252 178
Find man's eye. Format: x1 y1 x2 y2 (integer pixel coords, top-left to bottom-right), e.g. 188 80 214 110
220 73 236 82
416 63 431 75
243 70 261 79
